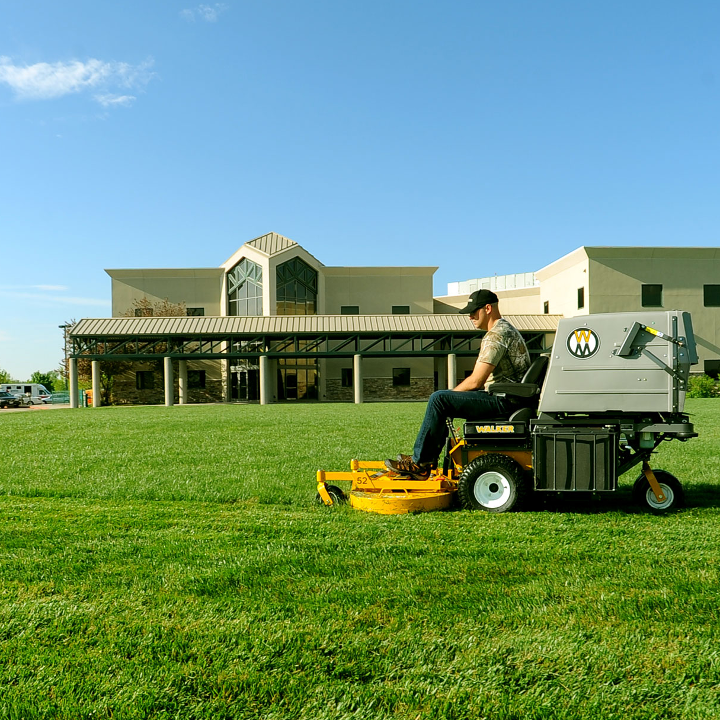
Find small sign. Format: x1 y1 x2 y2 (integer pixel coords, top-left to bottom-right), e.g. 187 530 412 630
567 328 600 359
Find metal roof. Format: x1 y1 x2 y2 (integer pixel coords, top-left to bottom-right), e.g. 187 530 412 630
245 232 298 257
71 314 560 337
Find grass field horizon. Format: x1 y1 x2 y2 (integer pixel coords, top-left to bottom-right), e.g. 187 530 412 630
1 401 719 718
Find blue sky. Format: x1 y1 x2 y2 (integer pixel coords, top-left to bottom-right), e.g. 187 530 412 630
1 0 719 381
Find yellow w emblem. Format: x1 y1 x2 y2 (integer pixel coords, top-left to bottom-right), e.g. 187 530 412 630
575 329 592 344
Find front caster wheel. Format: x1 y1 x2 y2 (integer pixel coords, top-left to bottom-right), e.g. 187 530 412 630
315 484 347 506
632 470 684 513
458 454 526 513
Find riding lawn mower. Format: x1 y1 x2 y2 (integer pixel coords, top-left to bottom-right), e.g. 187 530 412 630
316 310 698 515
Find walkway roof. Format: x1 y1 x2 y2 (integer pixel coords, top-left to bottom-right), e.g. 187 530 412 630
69 314 560 360
71 314 560 337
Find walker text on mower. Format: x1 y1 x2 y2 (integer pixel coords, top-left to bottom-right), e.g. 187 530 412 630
316 310 698 514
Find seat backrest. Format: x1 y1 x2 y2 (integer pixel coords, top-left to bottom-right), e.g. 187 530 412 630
521 355 549 387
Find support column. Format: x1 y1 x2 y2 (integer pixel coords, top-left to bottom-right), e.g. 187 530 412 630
447 353 457 390
353 354 363 404
91 360 101 408
178 360 187 405
259 355 271 405
69 358 78 408
164 357 174 407
224 358 232 402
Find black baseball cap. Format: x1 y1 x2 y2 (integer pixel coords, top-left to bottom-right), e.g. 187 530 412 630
458 289 499 314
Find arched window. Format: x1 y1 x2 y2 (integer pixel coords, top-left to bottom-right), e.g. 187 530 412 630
276 257 317 315
227 258 263 316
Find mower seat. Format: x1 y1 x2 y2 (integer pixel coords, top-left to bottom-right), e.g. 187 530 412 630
486 354 549 405
461 355 549 439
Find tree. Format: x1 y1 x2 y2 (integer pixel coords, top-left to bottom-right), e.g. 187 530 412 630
123 296 187 318
77 357 133 405
30 371 60 391
0 368 15 384
58 320 76 390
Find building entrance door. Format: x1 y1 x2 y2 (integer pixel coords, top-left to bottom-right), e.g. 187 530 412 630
230 363 259 401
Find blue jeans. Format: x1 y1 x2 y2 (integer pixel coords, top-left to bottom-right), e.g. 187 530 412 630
412 390 514 465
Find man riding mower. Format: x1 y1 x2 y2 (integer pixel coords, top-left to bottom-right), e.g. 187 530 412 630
316 309 698 515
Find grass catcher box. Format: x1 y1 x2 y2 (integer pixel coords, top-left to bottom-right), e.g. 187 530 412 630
533 427 618 492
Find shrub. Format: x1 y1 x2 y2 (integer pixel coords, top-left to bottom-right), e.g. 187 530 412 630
687 374 718 398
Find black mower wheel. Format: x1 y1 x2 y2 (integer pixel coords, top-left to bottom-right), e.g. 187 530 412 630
632 470 684 513
315 484 347 506
458 454 526 513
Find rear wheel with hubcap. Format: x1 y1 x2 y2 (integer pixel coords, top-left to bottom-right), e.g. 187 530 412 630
458 454 526 513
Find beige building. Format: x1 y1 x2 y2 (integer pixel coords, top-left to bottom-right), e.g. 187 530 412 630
103 232 476 404
437 246 720 377
74 237 716 407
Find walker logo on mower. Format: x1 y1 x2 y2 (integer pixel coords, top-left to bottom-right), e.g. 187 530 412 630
474 424 515 434
567 328 600 359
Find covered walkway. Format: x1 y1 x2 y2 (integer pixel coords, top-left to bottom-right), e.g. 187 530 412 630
68 314 560 407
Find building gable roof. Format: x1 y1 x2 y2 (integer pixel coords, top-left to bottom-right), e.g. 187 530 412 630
245 232 298 257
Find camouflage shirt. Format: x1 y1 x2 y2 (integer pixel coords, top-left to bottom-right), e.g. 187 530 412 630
477 318 531 386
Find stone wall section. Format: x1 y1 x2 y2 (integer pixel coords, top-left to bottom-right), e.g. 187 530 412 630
111 368 223 405
325 377 433 402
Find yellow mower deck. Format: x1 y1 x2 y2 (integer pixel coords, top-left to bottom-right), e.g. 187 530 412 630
316 460 457 515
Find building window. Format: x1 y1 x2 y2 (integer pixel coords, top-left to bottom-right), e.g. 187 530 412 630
188 370 206 389
135 308 153 317
227 258 263 316
543 301 549 314
641 284 663 307
341 306 359 315
341 368 353 387
393 368 411 386
136 371 155 390
703 360 720 379
704 285 720 307
392 305 410 314
187 307 205 316
276 257 318 316
577 288 585 309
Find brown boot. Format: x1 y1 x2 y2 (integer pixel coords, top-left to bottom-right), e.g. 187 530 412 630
384 457 432 480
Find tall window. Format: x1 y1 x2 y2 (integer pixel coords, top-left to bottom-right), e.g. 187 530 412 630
227 258 263 316
577 287 585 309
276 257 317 315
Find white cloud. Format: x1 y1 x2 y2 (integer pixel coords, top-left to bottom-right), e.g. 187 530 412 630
0 56 155 106
181 3 229 22
95 93 136 107
34 285 69 291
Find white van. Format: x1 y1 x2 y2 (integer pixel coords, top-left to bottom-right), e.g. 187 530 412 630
0 383 52 405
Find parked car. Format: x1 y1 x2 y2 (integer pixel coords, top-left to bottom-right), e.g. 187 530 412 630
0 391 23 409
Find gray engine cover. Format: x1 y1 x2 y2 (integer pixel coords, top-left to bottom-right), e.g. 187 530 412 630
538 311 698 414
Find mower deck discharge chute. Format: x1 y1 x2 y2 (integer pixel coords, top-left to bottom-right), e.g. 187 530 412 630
316 310 699 515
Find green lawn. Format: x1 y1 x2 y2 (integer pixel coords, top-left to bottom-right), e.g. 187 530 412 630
1 401 719 719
